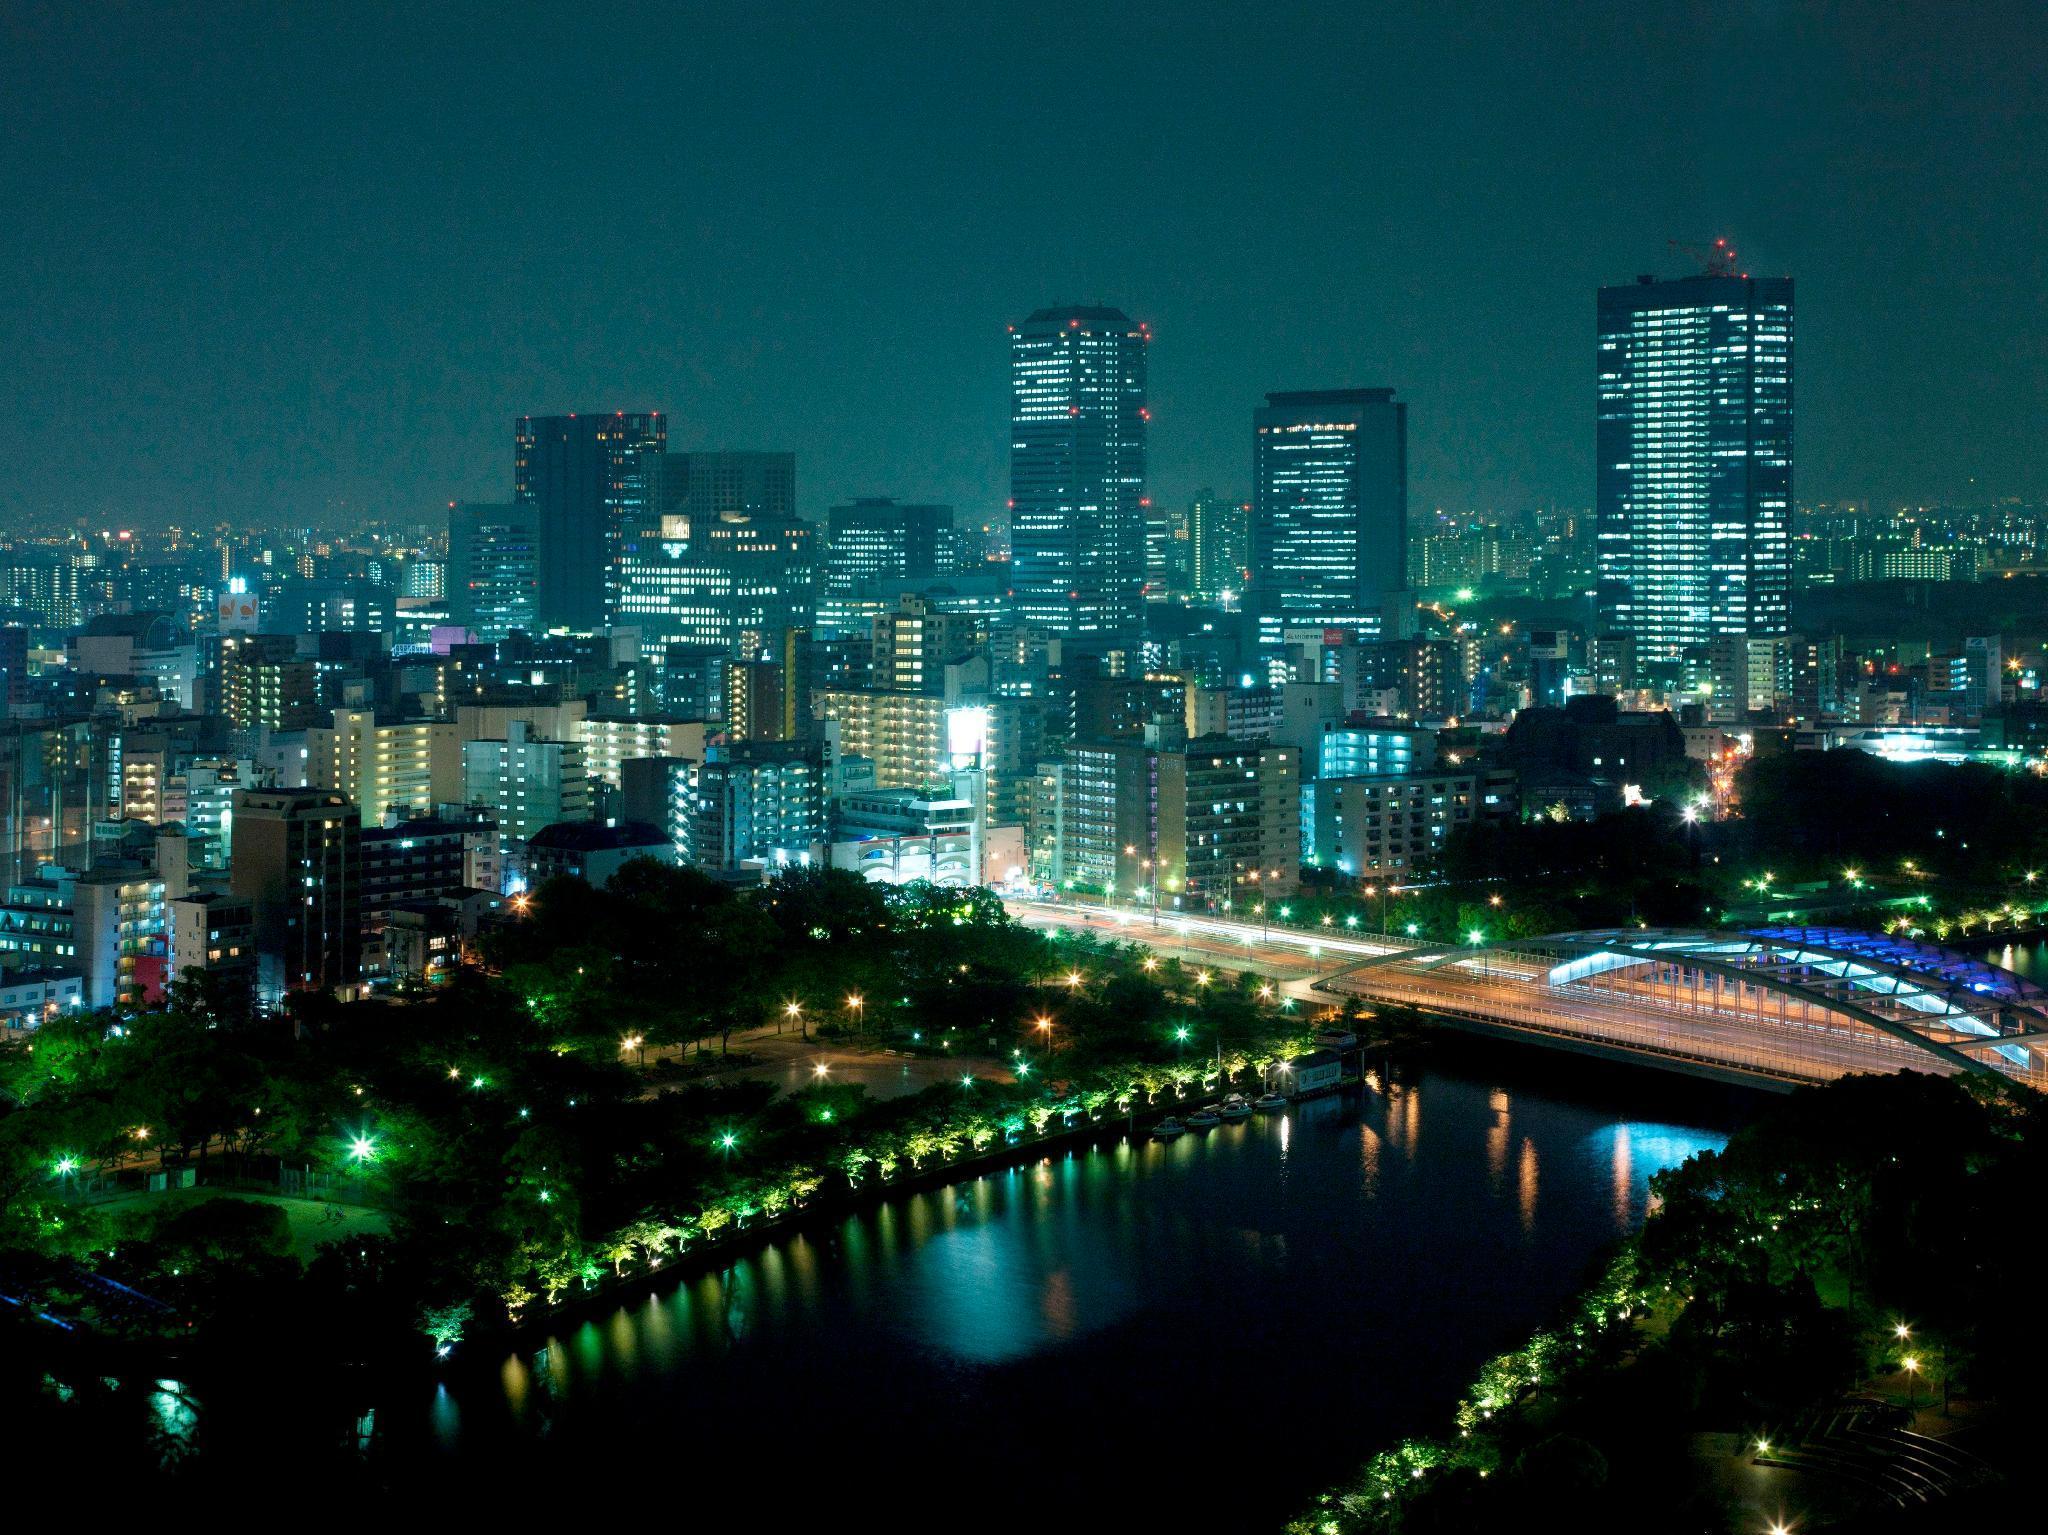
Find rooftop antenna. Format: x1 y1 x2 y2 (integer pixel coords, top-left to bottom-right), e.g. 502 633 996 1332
1668 236 1744 278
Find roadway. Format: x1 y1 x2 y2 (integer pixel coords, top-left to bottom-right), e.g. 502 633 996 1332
1325 953 1951 1087
1004 897 1412 1005
1004 898 1958 1089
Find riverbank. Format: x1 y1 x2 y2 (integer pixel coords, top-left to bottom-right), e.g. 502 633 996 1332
1288 1067 2026 1533
484 1085 1223 1346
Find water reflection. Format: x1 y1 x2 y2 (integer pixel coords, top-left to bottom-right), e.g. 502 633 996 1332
399 1061 1733 1528
1518 1136 1540 1232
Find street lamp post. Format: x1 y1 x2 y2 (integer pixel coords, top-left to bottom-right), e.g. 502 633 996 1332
1469 928 1488 980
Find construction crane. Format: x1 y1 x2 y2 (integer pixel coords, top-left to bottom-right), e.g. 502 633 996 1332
1668 236 1745 278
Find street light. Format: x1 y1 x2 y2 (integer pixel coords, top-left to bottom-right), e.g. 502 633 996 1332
1468 928 1488 979
1034 1014 1055 1056
844 994 862 1038
1902 1355 1920 1408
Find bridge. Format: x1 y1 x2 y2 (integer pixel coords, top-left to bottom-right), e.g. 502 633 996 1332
1007 899 2048 1093
1318 926 2048 1091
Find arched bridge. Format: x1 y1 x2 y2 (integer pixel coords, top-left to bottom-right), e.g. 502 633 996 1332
1318 925 2048 1092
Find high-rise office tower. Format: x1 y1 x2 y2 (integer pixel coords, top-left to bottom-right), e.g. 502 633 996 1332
1250 389 1407 649
1007 306 1150 641
514 412 666 631
823 501 950 609
446 500 538 642
818 498 956 634
655 451 795 523
1189 490 1250 600
1595 265 1793 669
612 448 811 654
615 506 818 656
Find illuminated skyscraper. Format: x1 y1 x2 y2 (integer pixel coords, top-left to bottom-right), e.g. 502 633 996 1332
1250 388 1407 648
1595 268 1793 670
446 501 537 642
514 412 666 631
1007 306 1149 641
1189 489 1249 600
817 498 955 635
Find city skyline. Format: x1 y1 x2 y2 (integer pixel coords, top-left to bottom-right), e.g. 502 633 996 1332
3 4 2044 534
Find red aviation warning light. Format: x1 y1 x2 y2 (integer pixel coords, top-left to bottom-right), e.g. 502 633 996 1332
1669 236 1741 278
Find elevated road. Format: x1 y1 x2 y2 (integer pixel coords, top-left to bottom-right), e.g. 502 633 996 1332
1320 952 1923 1089
1005 902 2048 1093
1004 898 1419 1006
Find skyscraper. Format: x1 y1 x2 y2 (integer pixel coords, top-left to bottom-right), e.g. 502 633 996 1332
614 505 817 656
1007 306 1150 642
1595 267 1793 670
514 412 666 631
1250 388 1407 648
446 500 538 642
1189 489 1250 600
817 497 955 635
649 450 797 525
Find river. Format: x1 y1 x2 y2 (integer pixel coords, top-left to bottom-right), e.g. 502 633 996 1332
1982 937 2048 980
323 1042 1739 1526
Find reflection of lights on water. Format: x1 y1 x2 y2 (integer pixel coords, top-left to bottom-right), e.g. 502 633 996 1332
150 1378 199 1454
430 1382 461 1448
1596 1123 1726 1223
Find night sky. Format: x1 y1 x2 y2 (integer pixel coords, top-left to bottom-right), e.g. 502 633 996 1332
2 1 2042 532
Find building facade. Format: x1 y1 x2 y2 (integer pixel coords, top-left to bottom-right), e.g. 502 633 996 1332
306 710 463 825
1250 388 1407 650
446 500 538 641
1190 490 1250 600
819 498 955 636
229 788 363 1000
514 412 666 631
1007 305 1150 641
1595 270 1793 670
